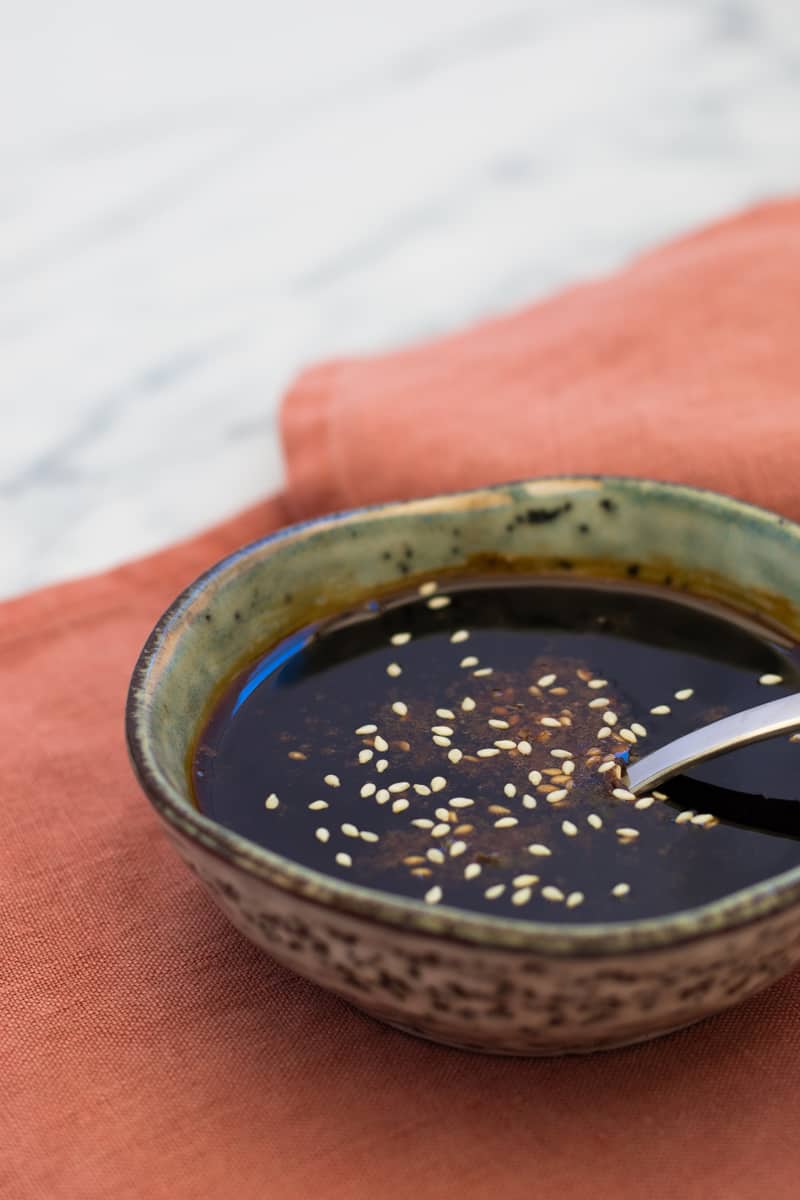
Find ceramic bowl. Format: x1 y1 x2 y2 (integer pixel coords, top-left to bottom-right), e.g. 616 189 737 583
126 476 800 1055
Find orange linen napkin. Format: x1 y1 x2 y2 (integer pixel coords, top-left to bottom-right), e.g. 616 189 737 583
4 200 800 1200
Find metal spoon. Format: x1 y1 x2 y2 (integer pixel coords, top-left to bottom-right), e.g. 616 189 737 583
626 692 800 795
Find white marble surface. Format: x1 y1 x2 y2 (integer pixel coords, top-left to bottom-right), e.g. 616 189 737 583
3 0 800 599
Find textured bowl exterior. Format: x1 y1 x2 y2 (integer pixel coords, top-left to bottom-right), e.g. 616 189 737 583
126 476 800 1055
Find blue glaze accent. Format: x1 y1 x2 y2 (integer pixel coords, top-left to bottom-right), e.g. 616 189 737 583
231 627 312 716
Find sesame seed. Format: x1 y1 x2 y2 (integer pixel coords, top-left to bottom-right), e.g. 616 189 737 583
561 820 578 837
392 798 410 814
461 696 476 712
449 797 474 808
494 817 519 829
512 874 539 888
566 891 584 909
691 813 718 827
597 727 612 739
759 673 783 686
424 885 443 905
436 708 456 721
360 830 379 843
477 748 500 758
450 629 470 644
522 794 537 809
616 827 640 839
674 688 694 700
488 804 511 815
484 884 506 900
652 790 668 801
464 863 482 880
323 774 341 789
376 759 389 773
650 705 671 715
315 827 330 843
431 725 454 736
634 796 655 810
541 717 561 728
504 782 517 798
473 667 493 677
548 789 570 803
427 848 446 864
550 687 568 696
431 825 450 841
460 656 479 669
386 663 402 678
537 673 557 687
375 788 390 804
390 632 412 646
433 735 452 747
597 761 616 775
418 580 438 597
449 841 468 858
588 678 608 689
612 787 635 801
517 740 533 755
611 882 630 898
409 784 429 798
447 747 463 764
288 750 307 760
373 734 389 753
541 886 564 902
488 718 510 729
603 711 618 726
619 729 637 744
675 810 695 824
355 723 377 735
265 793 280 809
391 701 408 717
550 748 571 759
528 770 543 786
431 776 447 792
528 844 552 857
336 852 352 868
631 722 647 737
427 595 451 610
412 818 434 829
588 696 610 709
341 823 359 838
434 807 450 821
494 740 517 750
358 748 374 764
587 814 603 829
512 887 532 906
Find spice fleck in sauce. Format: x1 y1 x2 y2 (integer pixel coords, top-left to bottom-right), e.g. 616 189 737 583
192 578 800 923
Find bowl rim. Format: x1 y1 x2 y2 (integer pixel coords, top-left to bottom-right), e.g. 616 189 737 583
125 474 800 957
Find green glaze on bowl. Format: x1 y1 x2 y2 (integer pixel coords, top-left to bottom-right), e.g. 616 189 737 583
126 476 800 1054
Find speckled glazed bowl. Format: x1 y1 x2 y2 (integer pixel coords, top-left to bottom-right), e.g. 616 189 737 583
126 476 800 1055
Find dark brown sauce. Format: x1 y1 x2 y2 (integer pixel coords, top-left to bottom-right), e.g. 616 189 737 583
192 578 800 923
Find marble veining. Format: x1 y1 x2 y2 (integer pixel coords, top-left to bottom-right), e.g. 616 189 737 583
2 0 800 598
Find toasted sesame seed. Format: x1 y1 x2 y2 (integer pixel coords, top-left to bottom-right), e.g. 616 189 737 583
612 787 636 802
537 673 557 687
464 863 482 880
447 748 463 764
477 748 501 758
404 855 425 866
336 852 352 868
355 723 377 735
360 830 379 843
562 820 578 837
541 886 564 902
587 813 603 829
424 885 443 905
375 788 390 804
460 656 479 669
495 816 519 829
484 884 506 900
358 748 374 764
548 789 569 803
265 793 280 809
376 758 389 773
566 891 584 909
386 663 403 677
550 748 571 759
691 812 718 827
550 686 568 696
759 673 783 686
432 735 452 747
449 797 474 808
488 804 511 815
512 887 532 906
611 882 630 897
619 729 637 744
391 701 408 717
461 696 476 712
675 810 695 824
391 798 410 814
652 790 668 800
494 740 517 750
413 783 431 796
528 770 543 786
503 782 517 798
541 717 561 728
650 705 671 715
341 823 359 838
588 696 610 709
517 740 533 755
449 841 468 858
522 794 537 809
431 776 447 792
288 750 307 760
597 761 616 775
674 688 694 701
634 796 655 810
631 722 647 738
411 818 434 829
455 824 474 835
390 632 411 646
473 667 494 677
427 595 451 610
418 580 438 597
411 867 432 877
427 848 446 864
603 711 618 726
450 629 470 643
588 678 608 689
616 827 640 839
315 827 330 843
488 718 510 729
528 844 552 857
597 727 612 739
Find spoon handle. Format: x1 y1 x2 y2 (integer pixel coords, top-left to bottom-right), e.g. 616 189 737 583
626 692 800 795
